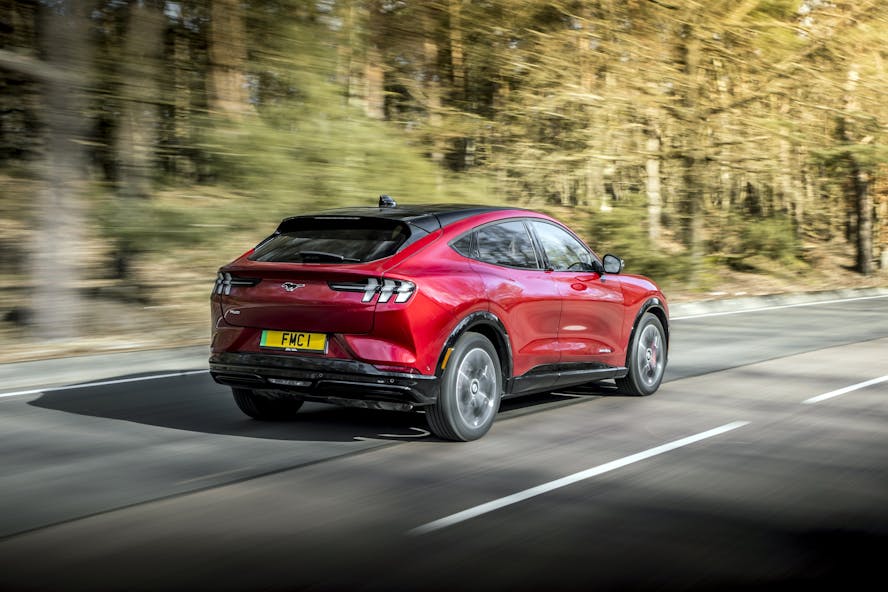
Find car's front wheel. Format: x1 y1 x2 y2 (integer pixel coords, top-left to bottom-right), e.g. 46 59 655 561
426 332 503 441
232 388 304 420
616 313 667 396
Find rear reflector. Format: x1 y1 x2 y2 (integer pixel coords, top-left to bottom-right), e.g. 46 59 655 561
373 364 421 375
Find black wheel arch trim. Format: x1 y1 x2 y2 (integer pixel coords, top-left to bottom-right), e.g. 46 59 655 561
624 297 669 368
436 311 514 381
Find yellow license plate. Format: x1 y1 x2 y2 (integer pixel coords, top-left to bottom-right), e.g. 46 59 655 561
260 330 327 352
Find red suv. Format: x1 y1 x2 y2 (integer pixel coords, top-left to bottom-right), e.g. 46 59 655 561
210 197 668 441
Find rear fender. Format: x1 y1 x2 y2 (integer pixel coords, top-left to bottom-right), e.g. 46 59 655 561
436 312 513 381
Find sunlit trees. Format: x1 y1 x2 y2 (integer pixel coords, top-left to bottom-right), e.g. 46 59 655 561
802 0 888 275
0 0 886 343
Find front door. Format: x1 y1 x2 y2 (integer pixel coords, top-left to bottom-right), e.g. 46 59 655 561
529 220 625 369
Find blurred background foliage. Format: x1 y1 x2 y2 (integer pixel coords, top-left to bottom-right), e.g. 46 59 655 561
0 0 886 353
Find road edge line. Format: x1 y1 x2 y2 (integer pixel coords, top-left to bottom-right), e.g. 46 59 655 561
0 369 210 400
672 294 888 321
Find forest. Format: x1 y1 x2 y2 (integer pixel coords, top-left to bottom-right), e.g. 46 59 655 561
0 0 886 354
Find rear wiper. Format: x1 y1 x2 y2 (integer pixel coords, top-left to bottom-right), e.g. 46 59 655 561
298 251 361 263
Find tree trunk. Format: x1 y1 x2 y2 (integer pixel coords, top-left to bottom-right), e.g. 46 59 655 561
209 0 251 118
364 44 385 119
116 0 164 199
171 18 194 177
31 0 93 340
645 115 662 243
448 0 465 97
875 166 888 270
778 137 793 217
339 1 384 120
854 166 873 274
422 6 444 169
682 153 704 271
841 64 874 274
0 0 40 162
676 23 705 278
448 0 470 169
339 0 355 105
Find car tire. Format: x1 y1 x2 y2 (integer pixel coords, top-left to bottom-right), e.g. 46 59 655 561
616 313 667 396
232 388 304 420
427 332 503 442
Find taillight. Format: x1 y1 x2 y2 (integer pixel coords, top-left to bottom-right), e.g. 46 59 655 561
379 279 415 303
329 278 379 302
328 278 416 304
213 272 260 295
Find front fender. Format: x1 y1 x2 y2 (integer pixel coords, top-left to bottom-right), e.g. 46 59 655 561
624 297 669 368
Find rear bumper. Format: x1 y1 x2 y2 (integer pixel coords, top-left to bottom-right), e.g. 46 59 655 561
209 352 439 409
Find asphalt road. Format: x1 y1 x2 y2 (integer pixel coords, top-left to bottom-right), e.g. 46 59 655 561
1 294 887 591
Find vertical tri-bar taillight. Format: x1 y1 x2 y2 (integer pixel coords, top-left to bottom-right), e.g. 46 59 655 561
328 278 416 303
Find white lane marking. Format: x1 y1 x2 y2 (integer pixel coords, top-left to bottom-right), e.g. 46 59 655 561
803 374 888 405
672 294 888 321
409 421 750 536
378 427 431 439
0 369 209 400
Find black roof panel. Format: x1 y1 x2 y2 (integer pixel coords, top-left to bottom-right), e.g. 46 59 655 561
283 204 524 233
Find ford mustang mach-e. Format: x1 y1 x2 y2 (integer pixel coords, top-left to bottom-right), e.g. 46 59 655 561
210 197 668 441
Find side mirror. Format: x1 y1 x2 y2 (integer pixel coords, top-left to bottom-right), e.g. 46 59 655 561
603 254 624 275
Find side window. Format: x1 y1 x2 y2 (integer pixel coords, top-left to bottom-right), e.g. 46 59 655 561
451 233 474 258
530 221 595 272
474 221 539 269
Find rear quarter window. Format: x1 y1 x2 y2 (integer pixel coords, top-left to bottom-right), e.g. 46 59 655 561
450 220 540 270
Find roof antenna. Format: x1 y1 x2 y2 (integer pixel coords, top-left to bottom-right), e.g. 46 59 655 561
378 194 397 208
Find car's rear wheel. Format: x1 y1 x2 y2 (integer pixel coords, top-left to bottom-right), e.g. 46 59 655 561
427 332 502 441
616 313 666 396
231 388 304 420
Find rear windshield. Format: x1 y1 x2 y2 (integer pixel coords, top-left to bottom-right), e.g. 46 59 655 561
249 217 416 264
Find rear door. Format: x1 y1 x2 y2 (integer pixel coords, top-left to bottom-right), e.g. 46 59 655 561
457 220 562 380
